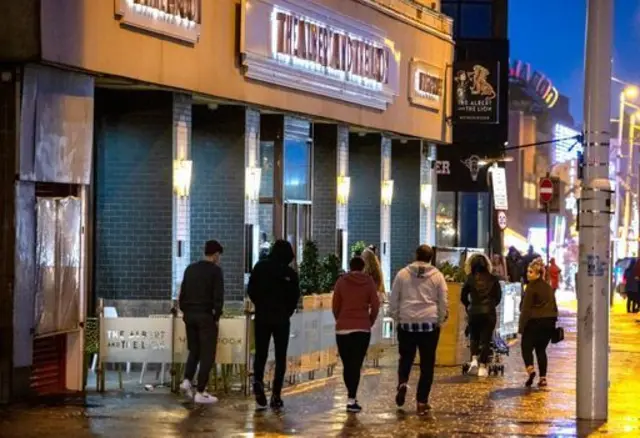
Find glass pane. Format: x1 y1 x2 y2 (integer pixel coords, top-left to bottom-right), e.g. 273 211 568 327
284 139 310 201
260 142 274 198
458 192 489 249
259 203 274 260
436 192 456 247
460 4 492 38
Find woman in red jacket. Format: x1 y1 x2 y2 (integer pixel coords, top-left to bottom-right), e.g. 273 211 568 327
332 256 380 413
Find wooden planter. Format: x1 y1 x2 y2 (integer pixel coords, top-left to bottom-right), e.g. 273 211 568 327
435 282 467 367
320 292 333 309
302 295 320 311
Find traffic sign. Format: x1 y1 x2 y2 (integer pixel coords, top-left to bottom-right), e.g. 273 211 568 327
539 178 554 204
497 211 508 230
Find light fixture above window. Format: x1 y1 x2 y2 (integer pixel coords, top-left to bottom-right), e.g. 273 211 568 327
245 167 262 201
173 159 193 198
337 176 351 205
381 180 394 206
420 183 432 208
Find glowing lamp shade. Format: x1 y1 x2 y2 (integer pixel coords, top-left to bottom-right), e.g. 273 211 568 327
245 167 262 201
381 180 394 206
624 86 639 100
173 159 193 198
420 183 433 208
337 176 351 205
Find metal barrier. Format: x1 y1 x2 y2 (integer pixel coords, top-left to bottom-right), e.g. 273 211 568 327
92 299 386 394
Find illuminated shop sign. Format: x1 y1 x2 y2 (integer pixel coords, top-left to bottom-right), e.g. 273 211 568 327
553 124 582 164
114 0 201 43
409 59 443 111
509 59 559 109
241 0 400 110
452 61 500 124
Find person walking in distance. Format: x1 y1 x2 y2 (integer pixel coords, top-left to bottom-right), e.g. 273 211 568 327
332 257 380 413
547 258 561 293
178 240 225 404
390 245 448 416
248 240 300 411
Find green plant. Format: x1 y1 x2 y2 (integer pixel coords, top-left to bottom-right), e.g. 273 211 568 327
320 253 344 293
351 241 367 257
438 261 467 283
299 240 321 295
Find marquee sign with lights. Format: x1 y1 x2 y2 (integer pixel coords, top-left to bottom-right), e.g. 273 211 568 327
114 0 201 44
241 0 400 110
509 59 559 109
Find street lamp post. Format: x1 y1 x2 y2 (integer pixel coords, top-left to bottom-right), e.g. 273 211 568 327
577 0 614 421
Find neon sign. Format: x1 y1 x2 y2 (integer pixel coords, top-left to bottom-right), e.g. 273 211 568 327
509 59 559 109
114 0 201 43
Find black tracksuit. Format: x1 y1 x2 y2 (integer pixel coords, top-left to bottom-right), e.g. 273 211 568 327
247 244 300 397
179 260 225 392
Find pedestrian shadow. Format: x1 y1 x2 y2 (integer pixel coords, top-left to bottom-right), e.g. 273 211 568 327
488 387 531 401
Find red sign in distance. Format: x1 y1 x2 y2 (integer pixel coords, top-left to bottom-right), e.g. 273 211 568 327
539 178 554 204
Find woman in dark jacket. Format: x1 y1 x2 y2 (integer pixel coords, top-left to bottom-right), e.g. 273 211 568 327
461 254 502 377
519 258 558 388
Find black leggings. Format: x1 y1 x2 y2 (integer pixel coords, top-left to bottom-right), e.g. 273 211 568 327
336 332 371 399
468 313 497 364
521 318 556 377
627 293 639 313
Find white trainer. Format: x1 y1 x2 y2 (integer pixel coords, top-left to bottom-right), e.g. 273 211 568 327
477 365 488 378
180 379 194 399
194 391 219 404
468 357 479 376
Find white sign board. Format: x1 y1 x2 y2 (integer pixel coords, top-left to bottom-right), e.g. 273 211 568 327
101 317 173 364
409 58 444 111
491 167 509 210
241 0 400 110
174 317 247 365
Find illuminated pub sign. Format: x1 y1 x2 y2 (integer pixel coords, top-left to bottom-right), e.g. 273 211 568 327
114 0 201 44
509 59 559 109
241 0 400 110
409 59 444 111
452 61 500 124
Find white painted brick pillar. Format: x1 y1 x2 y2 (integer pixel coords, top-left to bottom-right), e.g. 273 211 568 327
420 142 437 245
336 126 349 271
381 137 392 292
244 108 261 284
172 93 192 300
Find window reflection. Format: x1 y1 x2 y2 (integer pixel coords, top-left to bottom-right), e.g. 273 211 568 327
436 192 456 247
284 139 310 201
260 141 274 198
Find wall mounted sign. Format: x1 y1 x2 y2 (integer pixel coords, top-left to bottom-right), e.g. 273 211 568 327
461 155 481 181
497 211 508 231
409 59 443 111
114 0 201 43
452 61 500 124
490 166 508 210
240 0 400 110
435 160 450 175
509 59 559 109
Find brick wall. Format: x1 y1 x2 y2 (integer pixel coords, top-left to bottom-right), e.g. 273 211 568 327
312 124 338 256
391 141 421 279
348 133 381 253
94 90 173 300
190 105 246 301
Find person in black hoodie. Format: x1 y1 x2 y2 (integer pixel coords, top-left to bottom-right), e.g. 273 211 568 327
248 239 300 411
461 254 502 377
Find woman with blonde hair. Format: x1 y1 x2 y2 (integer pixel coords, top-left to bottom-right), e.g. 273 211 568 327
361 247 386 301
519 258 558 388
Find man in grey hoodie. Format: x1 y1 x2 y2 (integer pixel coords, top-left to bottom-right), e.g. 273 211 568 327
389 245 448 415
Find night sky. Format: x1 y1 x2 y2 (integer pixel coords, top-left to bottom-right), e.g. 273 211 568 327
509 0 640 124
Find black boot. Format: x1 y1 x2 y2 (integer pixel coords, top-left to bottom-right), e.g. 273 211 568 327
270 395 284 411
253 382 267 411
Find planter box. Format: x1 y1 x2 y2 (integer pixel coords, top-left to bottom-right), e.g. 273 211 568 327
435 282 467 367
320 292 333 309
302 295 320 311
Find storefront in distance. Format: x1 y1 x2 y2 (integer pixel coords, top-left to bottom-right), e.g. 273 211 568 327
0 0 454 401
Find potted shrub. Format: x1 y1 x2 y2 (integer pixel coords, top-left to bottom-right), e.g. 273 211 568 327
299 240 322 310
350 241 367 257
319 253 344 308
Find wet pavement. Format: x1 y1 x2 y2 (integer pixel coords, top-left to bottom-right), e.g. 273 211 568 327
2 303 640 437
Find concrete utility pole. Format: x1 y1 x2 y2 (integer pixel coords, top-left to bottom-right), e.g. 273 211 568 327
577 0 614 421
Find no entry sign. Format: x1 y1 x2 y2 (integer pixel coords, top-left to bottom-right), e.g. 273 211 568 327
539 178 554 204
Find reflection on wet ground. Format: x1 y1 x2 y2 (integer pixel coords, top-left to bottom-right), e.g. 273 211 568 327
2 306 640 437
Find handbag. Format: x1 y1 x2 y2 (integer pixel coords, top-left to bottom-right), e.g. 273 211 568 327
551 326 564 344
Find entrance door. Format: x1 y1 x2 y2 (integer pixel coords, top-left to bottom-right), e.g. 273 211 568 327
284 202 311 261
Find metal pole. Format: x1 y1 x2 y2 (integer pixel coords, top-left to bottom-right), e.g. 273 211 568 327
546 203 551 268
614 93 625 258
577 0 614 421
622 115 636 257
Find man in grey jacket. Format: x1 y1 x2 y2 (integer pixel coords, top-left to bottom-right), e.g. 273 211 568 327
389 245 448 415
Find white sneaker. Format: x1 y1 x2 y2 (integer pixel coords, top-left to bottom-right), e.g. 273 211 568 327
180 379 193 399
194 391 219 404
477 365 488 378
468 357 479 376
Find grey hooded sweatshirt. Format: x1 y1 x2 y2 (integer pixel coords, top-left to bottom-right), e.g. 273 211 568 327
389 262 449 326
